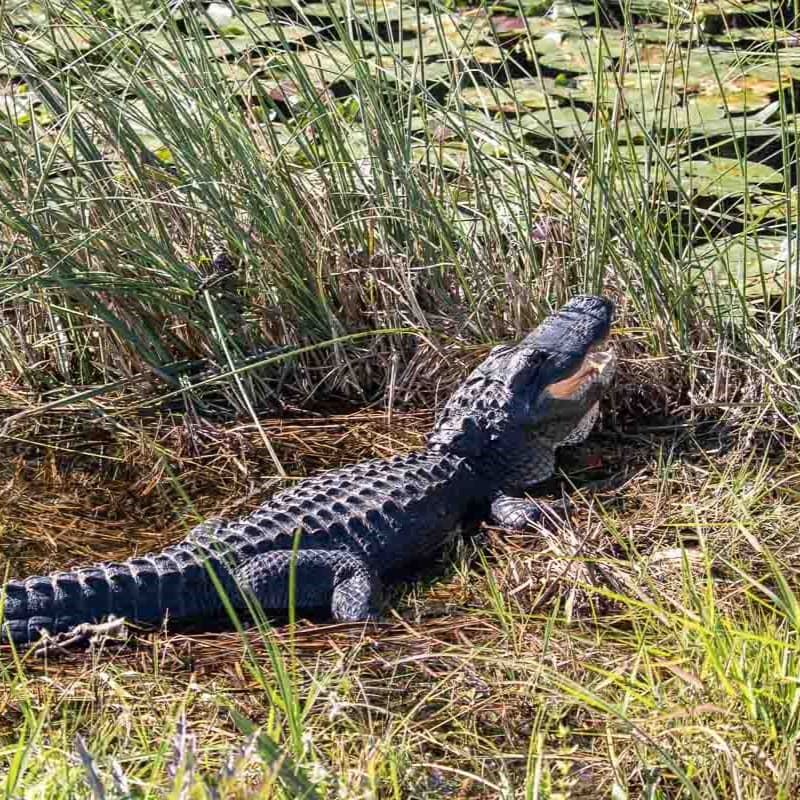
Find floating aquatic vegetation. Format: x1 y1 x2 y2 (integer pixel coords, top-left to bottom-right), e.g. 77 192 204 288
3 0 799 312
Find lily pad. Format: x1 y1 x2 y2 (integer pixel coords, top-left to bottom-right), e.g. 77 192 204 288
616 0 684 18
616 143 686 162
527 32 617 73
632 24 703 43
516 106 592 137
304 0 412 23
489 13 584 36
693 0 776 20
207 11 314 42
384 59 454 85
694 74 791 112
410 139 517 170
147 19 315 59
465 45 507 64
633 47 742 84
747 188 798 221
572 73 678 141
686 112 778 138
459 78 571 113
690 234 791 316
256 76 332 107
667 156 783 196
712 26 795 45
572 72 679 112
215 19 316 45
545 1 598 19
487 14 532 36
493 0 557 14
409 110 513 142
282 47 364 84
629 42 681 70
390 15 500 60
667 97 728 129
669 55 799 111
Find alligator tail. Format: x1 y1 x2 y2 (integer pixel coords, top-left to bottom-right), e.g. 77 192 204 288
1 542 231 645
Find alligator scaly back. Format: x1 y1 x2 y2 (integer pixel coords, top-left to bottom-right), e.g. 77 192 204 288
1 452 478 644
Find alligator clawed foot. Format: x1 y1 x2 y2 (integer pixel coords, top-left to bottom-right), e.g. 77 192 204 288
32 616 128 658
489 495 572 531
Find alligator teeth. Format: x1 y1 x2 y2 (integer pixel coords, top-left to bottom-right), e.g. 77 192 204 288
587 348 617 382
547 347 615 399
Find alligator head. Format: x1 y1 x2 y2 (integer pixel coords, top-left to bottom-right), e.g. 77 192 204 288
428 295 616 465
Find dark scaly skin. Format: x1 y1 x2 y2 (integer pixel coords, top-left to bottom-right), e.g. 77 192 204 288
1 295 616 646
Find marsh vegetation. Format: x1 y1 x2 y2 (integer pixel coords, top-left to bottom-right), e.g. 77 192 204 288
1 0 800 795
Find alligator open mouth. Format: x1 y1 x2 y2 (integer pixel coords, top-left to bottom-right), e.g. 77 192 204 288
546 342 616 400
587 345 617 382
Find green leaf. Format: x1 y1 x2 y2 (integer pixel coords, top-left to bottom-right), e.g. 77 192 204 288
459 78 571 113
527 31 617 73
689 234 791 318
516 106 592 137
669 156 783 197
571 72 678 111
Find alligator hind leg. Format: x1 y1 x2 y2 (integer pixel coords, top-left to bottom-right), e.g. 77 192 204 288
234 550 382 623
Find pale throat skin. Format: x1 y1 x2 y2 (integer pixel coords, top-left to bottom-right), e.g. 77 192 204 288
1 295 616 647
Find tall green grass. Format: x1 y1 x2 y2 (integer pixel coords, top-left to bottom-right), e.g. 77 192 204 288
1 0 796 416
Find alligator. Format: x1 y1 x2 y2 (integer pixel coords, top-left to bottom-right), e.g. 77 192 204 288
0 295 616 648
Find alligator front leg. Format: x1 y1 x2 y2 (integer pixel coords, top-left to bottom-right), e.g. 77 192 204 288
234 550 382 622
489 493 566 530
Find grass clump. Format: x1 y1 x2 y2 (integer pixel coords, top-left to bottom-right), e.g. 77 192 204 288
1 0 800 796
